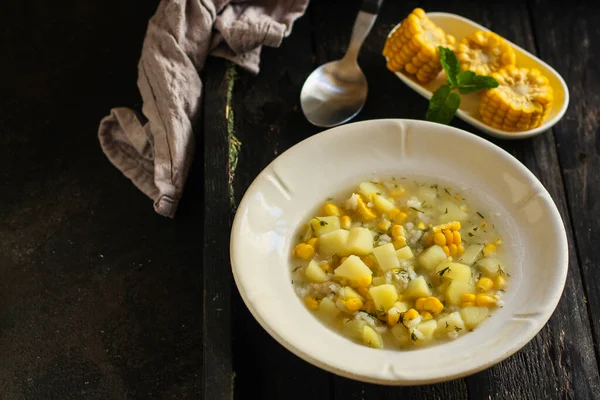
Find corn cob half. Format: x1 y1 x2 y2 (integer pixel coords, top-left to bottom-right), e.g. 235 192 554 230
383 8 455 83
480 66 553 131
456 31 516 75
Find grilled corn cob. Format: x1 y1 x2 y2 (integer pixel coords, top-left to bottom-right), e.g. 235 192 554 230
455 31 516 75
383 8 455 83
480 66 553 131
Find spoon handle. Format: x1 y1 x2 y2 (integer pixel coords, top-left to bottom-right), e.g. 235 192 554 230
343 0 383 63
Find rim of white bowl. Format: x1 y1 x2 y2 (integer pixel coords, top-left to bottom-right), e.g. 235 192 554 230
230 119 568 385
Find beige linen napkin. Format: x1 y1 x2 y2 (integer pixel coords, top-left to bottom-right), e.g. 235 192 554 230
98 0 309 217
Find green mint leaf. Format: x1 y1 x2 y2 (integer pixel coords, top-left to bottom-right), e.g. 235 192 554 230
426 84 461 124
438 46 461 88
457 71 499 94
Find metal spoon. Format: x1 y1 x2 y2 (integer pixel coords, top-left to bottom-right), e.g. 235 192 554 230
300 0 383 127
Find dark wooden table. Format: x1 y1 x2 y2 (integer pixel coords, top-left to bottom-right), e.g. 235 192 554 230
1 0 599 399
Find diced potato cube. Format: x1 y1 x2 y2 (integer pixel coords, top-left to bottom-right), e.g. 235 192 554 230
343 286 364 301
460 306 489 329
396 246 414 260
334 255 372 280
476 257 504 278
457 244 484 266
305 260 329 283
373 194 396 213
346 227 373 256
373 243 400 271
310 216 341 236
358 182 381 199
391 324 410 344
369 284 398 311
437 311 466 336
446 281 475 305
436 262 472 283
416 320 438 340
419 185 438 202
343 319 366 341
363 326 383 348
418 245 447 271
372 276 386 286
392 301 409 313
403 276 432 299
318 297 341 320
319 229 350 257
438 202 468 223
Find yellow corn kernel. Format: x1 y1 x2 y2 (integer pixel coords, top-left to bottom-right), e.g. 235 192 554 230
457 243 465 256
452 221 461 231
355 275 373 288
483 243 497 257
448 243 458 256
433 232 446 246
403 308 419 322
444 229 453 245
495 276 508 290
420 311 433 321
357 287 369 297
307 237 318 248
361 255 376 269
461 293 476 303
304 296 319 310
294 243 315 260
323 203 341 216
356 196 377 221
462 301 475 307
387 208 400 220
393 237 407 249
320 263 332 273
345 298 363 312
340 215 352 230
377 219 392 232
391 224 405 238
456 31 516 76
417 221 426 230
480 67 553 132
452 231 461 245
383 8 455 83
442 245 450 256
415 297 426 310
433 226 442 234
423 297 444 314
393 212 408 223
475 294 497 307
387 310 400 326
476 277 494 292
339 256 348 265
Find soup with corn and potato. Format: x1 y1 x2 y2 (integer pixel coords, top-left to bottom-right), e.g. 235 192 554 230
291 178 510 349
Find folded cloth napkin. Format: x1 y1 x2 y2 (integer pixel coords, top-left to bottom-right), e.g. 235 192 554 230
98 0 309 217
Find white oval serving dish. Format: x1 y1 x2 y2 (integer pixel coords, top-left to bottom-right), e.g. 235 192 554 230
388 12 569 140
230 119 568 385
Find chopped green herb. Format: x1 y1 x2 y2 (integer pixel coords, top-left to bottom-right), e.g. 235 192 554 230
455 326 462 332
473 227 479 231
445 321 449 328
444 188 451 195
411 332 418 341
292 266 302 273
469 328 474 332
497 265 506 276
444 207 448 214
438 266 452 276
427 282 433 288
476 212 485 218
477 272 482 281
376 192 382 195
314 217 328 226
410 207 424 213
468 232 474 237
326 197 334 201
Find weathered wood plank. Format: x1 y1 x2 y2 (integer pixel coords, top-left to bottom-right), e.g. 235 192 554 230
229 13 330 400
203 58 234 400
528 0 600 369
